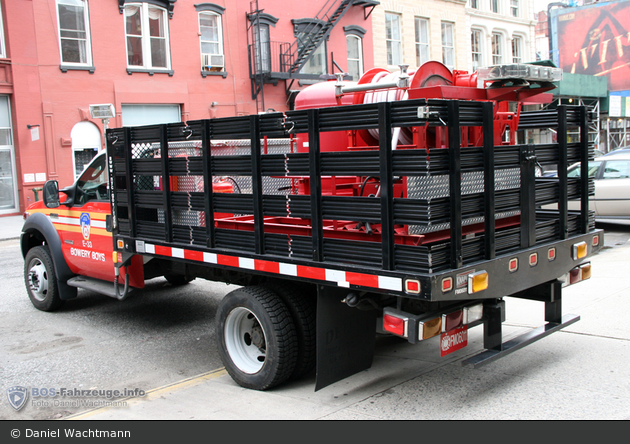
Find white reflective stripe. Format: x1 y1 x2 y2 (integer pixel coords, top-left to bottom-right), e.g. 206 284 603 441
52 216 106 228
325 269 349 287
145 244 155 254
203 252 217 263
279 263 297 276
56 216 79 225
239 257 255 270
171 248 185 259
379 276 403 292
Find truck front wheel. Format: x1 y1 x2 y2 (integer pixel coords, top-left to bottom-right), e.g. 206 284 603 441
24 245 64 312
216 286 298 390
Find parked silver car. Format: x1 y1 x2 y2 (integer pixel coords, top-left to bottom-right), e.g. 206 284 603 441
565 154 630 219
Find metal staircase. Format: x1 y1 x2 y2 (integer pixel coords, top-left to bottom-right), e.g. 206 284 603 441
283 0 353 74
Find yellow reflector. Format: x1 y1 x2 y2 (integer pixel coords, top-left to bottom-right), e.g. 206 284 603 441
468 271 489 294
419 318 442 341
572 241 588 260
112 252 118 263
580 262 592 280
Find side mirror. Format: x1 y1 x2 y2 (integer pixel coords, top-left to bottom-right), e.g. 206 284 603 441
42 180 60 208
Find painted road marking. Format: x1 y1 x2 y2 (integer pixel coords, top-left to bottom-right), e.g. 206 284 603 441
65 367 228 420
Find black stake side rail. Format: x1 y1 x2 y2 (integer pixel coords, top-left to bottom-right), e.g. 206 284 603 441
106 100 599 302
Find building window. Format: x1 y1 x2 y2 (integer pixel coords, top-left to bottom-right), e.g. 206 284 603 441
490 0 499 13
511 0 519 17
124 3 170 70
512 36 523 63
471 29 483 71
0 3 7 58
70 122 101 178
441 22 455 69
492 33 503 65
56 0 92 66
470 0 479 9
385 13 402 66
346 35 363 81
415 18 430 67
0 96 17 213
199 11 224 74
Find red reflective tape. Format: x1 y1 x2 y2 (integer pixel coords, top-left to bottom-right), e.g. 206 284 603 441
185 249 204 262
218 254 239 267
297 265 326 280
154 245 172 257
346 272 379 289
255 259 280 274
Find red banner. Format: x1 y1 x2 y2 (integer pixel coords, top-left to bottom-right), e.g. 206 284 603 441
556 1 630 91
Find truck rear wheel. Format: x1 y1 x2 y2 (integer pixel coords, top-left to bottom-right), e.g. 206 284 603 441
262 281 316 379
216 286 298 390
24 245 64 312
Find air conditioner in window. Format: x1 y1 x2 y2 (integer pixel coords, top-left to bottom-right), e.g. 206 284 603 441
202 54 224 72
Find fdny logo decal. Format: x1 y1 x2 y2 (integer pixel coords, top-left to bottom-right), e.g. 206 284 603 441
80 213 91 240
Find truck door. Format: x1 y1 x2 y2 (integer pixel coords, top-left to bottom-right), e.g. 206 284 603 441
58 153 115 282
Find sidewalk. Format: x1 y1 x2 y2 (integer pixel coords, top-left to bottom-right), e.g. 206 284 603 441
0 214 24 241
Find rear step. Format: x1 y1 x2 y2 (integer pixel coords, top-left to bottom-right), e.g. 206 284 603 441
67 276 133 299
461 314 580 368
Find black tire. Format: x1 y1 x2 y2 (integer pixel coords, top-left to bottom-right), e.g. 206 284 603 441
23 245 65 312
262 281 316 379
164 274 195 286
216 286 298 390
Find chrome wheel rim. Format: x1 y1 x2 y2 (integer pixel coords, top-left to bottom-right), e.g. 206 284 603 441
27 259 49 302
224 307 267 374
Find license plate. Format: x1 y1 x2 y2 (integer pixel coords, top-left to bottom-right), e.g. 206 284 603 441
440 325 468 357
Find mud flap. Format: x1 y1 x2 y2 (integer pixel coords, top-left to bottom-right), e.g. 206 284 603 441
315 285 377 391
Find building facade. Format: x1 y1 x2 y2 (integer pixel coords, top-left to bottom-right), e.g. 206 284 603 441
371 0 469 72
0 0 375 215
466 0 537 73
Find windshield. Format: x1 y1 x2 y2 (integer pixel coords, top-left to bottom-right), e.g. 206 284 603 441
567 161 602 179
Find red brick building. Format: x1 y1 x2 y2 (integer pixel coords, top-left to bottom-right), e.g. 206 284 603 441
0 0 375 215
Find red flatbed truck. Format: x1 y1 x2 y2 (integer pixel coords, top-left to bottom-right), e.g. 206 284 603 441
21 62 602 390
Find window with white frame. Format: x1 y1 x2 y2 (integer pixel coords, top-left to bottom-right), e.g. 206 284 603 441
510 0 519 17
415 18 430 67
199 11 224 73
470 0 479 9
490 0 499 13
441 22 455 69
124 3 170 70
56 0 92 66
471 29 483 71
512 36 523 63
492 33 503 65
346 34 363 81
385 13 402 66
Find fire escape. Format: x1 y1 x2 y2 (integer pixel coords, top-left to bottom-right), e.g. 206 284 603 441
247 0 378 112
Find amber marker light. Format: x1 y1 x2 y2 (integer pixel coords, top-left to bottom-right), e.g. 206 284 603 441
468 271 489 294
572 241 587 260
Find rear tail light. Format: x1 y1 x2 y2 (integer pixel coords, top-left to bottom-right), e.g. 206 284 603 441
548 247 556 261
419 318 441 341
561 262 591 287
529 253 538 267
580 263 592 280
463 303 483 324
442 310 463 333
509 258 518 272
383 313 408 338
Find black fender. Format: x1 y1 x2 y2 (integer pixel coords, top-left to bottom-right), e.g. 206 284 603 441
21 212 77 300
